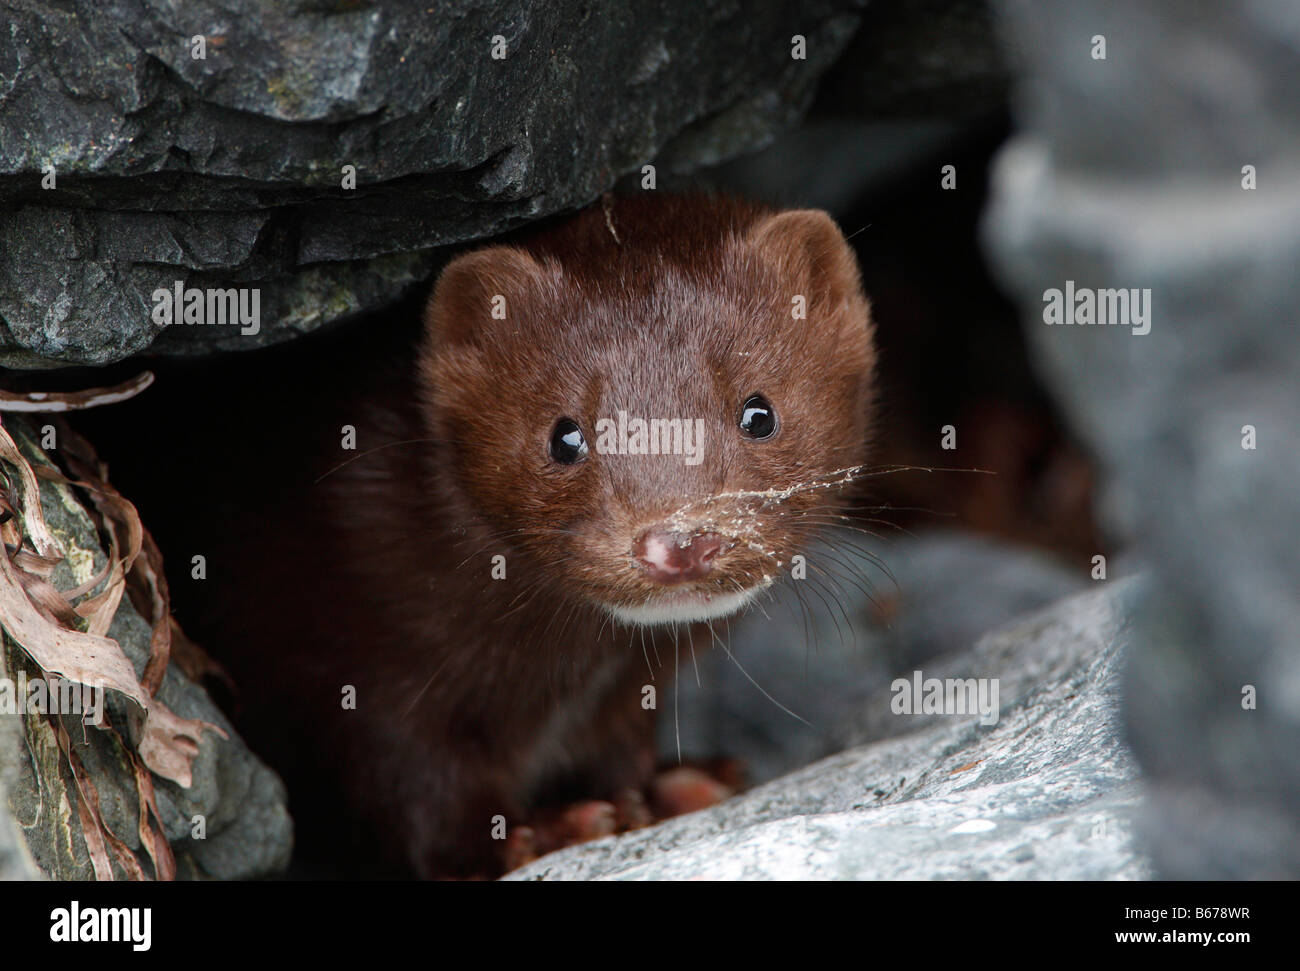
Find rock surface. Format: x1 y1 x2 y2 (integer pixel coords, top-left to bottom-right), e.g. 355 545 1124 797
0 734 40 881
0 417 292 880
512 580 1149 880
0 0 868 368
983 1 1300 877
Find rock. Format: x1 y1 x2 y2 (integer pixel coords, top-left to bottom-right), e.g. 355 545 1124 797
0 417 292 879
0 0 868 368
0 736 40 881
983 1 1300 877
512 580 1150 880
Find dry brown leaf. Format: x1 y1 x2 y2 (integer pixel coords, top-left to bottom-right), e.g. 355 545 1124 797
71 512 126 637
0 419 60 557
11 567 84 628
0 544 147 707
130 527 171 698
60 719 151 881
137 698 228 790
0 372 155 414
55 720 118 881
132 758 177 881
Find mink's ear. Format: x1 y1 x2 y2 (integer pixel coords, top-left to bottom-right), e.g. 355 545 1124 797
422 245 546 349
744 209 867 320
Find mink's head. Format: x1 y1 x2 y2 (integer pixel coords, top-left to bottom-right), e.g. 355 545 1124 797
419 195 875 626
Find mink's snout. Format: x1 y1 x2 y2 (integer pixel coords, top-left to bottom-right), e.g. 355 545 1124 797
633 529 726 584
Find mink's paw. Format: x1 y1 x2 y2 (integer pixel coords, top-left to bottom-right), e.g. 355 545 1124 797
649 764 738 819
501 824 540 873
514 792 652 864
500 760 743 874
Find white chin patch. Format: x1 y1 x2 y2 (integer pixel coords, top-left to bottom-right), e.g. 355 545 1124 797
605 585 766 627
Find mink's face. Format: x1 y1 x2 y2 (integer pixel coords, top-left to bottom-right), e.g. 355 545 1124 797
421 203 875 626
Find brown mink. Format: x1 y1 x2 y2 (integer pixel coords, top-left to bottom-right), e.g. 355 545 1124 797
78 193 877 878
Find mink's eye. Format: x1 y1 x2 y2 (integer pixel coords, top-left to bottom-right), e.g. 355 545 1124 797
739 394 777 440
549 418 588 464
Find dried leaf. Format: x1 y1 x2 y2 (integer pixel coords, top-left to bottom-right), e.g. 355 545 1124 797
129 527 171 698
138 698 228 789
0 544 147 707
132 759 177 881
0 419 60 557
0 372 154 413
55 721 118 881
71 512 126 637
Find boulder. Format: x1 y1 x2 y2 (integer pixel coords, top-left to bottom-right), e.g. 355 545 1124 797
512 579 1149 880
0 0 867 368
983 0 1300 877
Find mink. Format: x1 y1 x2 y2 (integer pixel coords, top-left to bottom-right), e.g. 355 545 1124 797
77 193 877 878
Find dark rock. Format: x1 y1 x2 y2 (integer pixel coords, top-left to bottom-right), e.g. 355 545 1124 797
812 0 1011 120
983 0 1300 878
0 0 869 368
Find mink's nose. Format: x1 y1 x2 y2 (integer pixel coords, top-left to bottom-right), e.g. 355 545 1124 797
633 529 724 584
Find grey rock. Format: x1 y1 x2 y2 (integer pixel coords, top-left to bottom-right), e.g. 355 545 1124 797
512 581 1149 880
983 1 1300 877
0 728 40 881
0 0 868 368
0 417 292 879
